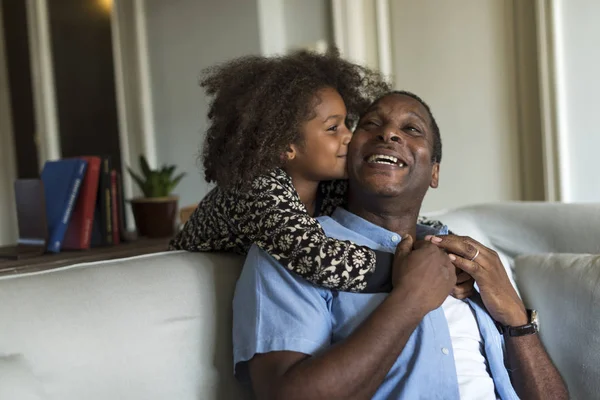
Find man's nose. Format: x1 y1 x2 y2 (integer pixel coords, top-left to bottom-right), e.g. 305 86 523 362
376 125 403 143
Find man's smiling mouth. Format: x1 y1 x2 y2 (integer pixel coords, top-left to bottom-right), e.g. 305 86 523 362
366 154 406 167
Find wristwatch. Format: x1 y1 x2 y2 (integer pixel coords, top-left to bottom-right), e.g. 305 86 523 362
500 309 539 337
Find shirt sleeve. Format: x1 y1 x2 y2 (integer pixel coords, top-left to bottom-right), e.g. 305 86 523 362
232 245 333 382
170 169 383 293
170 169 447 293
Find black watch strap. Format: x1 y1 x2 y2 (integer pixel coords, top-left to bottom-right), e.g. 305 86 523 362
500 309 539 337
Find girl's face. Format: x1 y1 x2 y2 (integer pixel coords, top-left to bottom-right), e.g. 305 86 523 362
287 87 352 181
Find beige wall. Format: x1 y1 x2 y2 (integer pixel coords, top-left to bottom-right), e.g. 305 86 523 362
0 3 18 246
552 0 600 202
389 0 541 213
144 0 262 207
282 0 332 52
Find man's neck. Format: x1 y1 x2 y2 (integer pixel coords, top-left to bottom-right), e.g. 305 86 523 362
347 194 423 240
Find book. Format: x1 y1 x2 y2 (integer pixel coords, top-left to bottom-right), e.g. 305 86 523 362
91 156 114 247
40 159 88 253
110 170 120 245
116 172 128 241
63 156 101 250
0 179 48 260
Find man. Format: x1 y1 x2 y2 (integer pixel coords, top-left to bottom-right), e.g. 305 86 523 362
232 91 568 399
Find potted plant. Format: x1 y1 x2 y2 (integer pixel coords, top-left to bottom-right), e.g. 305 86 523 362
127 155 186 238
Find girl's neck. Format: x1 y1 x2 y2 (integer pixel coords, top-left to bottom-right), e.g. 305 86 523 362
287 172 320 217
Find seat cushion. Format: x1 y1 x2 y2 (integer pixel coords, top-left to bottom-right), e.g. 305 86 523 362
0 354 47 400
514 253 600 399
0 251 252 400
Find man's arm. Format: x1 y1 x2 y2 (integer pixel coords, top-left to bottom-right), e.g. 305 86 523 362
248 238 457 400
505 334 568 399
427 234 568 400
250 289 423 400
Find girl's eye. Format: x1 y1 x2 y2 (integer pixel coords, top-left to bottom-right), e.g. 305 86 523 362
327 125 338 132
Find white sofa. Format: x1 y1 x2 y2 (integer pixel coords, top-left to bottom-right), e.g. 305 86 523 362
1 202 599 400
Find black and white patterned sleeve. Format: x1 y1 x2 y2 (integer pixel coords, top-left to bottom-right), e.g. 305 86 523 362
169 169 447 293
170 169 390 292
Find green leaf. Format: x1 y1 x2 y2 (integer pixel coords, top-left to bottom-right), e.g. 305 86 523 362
139 155 152 179
128 157 186 198
166 172 186 194
165 165 176 178
127 167 146 193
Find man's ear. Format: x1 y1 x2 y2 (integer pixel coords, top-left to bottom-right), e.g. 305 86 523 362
430 163 440 188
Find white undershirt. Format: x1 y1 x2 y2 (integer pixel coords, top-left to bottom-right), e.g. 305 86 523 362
442 296 498 400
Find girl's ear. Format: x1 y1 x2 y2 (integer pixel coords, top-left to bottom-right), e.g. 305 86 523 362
286 144 297 161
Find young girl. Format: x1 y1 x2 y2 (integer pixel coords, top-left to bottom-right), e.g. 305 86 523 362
170 49 457 294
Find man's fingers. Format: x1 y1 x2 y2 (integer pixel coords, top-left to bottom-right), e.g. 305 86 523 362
413 239 429 250
451 280 476 300
426 234 489 263
449 253 481 278
456 270 472 285
395 234 414 259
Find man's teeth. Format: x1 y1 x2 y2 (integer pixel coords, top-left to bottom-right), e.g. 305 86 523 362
367 154 405 167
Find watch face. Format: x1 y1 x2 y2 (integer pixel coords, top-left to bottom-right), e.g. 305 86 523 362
530 309 539 331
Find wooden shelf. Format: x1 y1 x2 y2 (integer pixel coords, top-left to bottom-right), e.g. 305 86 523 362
0 238 170 277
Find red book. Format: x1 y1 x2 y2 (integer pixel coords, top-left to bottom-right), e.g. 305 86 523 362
63 156 101 249
110 170 120 245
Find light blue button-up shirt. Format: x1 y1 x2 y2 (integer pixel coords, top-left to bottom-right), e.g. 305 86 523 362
233 207 519 399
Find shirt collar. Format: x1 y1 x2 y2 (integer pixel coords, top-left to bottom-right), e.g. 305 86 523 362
331 207 448 249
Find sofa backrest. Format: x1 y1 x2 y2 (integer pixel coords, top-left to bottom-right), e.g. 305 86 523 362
515 253 600 399
0 251 252 400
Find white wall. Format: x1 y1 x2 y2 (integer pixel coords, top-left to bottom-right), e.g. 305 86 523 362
144 0 262 207
552 0 600 202
0 4 18 246
389 0 525 213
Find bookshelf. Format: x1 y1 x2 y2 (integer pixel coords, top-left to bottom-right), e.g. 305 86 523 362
0 237 170 277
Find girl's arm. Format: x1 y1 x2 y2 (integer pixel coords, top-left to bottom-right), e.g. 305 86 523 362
170 170 393 292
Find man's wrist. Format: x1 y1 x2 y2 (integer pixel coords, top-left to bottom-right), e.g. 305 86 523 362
502 307 529 327
389 287 429 321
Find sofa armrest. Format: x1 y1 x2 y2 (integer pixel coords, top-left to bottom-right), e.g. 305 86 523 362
514 253 600 399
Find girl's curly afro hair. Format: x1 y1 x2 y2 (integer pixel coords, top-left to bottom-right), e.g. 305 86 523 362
200 48 391 189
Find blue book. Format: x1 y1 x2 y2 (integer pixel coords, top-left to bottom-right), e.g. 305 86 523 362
40 159 88 253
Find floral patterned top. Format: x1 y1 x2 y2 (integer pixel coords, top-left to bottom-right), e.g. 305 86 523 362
169 168 446 293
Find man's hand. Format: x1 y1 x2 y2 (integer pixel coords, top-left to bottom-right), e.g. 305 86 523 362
425 234 568 399
394 237 475 300
453 269 476 300
425 235 527 327
392 235 457 314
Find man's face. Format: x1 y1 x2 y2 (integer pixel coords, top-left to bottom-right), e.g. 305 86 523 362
348 94 440 199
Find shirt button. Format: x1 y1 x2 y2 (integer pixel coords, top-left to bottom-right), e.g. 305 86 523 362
441 347 449 355
391 235 400 242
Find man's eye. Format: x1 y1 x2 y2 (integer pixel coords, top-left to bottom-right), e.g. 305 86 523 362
363 120 379 127
405 125 421 134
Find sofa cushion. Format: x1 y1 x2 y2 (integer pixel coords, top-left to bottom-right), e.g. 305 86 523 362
0 354 47 400
514 253 600 399
0 251 252 400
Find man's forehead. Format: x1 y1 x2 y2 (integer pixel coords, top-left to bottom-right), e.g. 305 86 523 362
368 94 429 119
